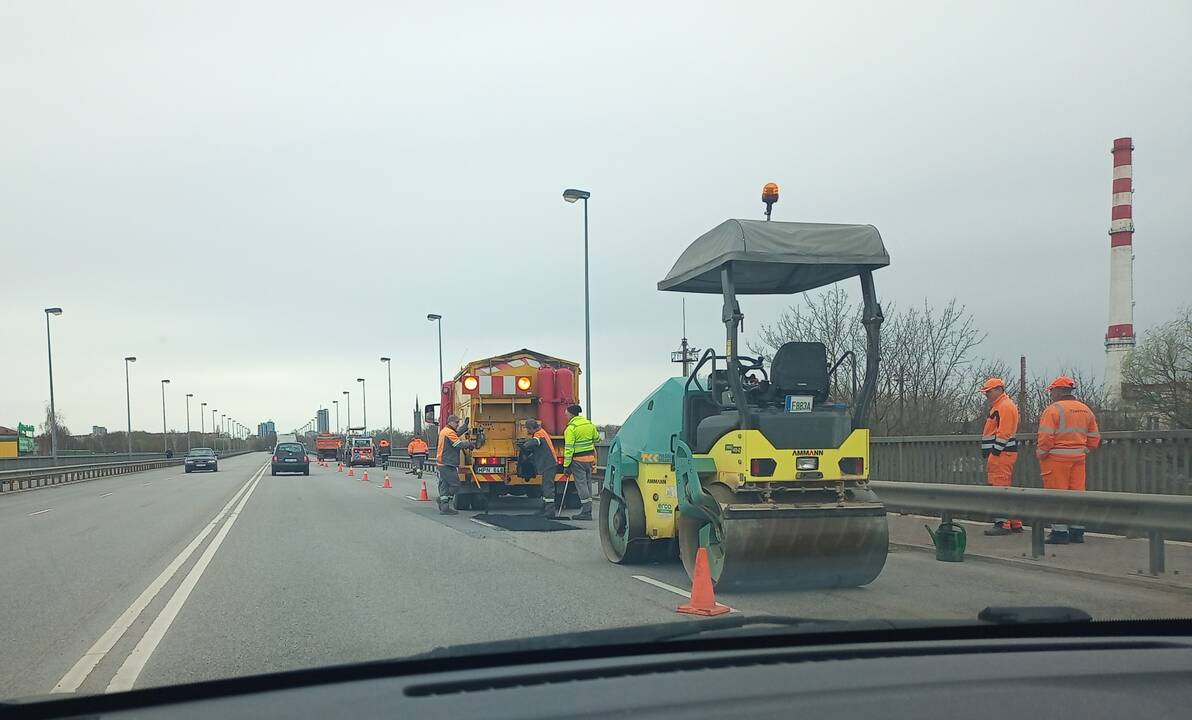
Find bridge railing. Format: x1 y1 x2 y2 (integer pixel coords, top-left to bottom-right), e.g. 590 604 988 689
0 449 259 493
871 431 1192 495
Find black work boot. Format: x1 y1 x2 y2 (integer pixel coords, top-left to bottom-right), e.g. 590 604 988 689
541 500 558 517
438 496 458 515
571 502 593 521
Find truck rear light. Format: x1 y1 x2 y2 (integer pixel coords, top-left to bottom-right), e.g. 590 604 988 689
462 375 479 392
749 458 776 477
475 457 503 466
839 457 865 476
795 456 819 471
516 376 532 391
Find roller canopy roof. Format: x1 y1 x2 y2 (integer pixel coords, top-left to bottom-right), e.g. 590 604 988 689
658 219 890 294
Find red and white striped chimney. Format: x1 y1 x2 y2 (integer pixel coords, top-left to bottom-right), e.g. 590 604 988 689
1105 137 1136 404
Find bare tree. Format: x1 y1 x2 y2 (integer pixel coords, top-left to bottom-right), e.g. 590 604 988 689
1122 306 1192 429
751 289 987 435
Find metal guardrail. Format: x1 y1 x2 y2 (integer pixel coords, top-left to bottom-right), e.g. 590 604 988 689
0 449 259 493
0 452 172 471
872 430 1192 495
872 480 1192 575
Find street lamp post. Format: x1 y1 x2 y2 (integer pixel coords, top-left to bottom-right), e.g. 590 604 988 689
563 188 593 420
427 314 443 387
380 357 393 435
160 379 170 453
220 414 225 450
185 394 193 450
44 307 63 461
343 391 350 430
211 409 218 450
200 402 207 446
333 400 340 433
357 378 367 430
124 356 137 458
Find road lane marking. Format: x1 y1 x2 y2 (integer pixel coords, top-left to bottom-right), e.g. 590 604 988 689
405 496 419 501
142 482 152 486
470 518 500 530
27 508 53 517
51 462 266 694
100 492 114 498
106 464 265 693
631 575 737 613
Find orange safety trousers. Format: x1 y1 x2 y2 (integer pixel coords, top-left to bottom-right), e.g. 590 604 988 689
986 452 1021 529
1040 456 1086 491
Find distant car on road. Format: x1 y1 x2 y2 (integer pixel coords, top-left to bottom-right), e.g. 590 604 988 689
271 442 311 476
184 447 219 473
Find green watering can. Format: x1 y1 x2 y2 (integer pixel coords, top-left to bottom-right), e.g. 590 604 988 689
925 521 966 562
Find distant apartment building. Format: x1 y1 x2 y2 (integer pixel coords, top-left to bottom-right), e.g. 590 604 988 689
316 409 330 433
91 425 108 436
257 420 276 437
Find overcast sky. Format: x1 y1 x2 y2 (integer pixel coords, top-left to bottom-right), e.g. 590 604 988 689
2 0 1190 435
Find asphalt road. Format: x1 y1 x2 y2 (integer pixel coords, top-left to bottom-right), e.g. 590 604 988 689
2 456 1189 701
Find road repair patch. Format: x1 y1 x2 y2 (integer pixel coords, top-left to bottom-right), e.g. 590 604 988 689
470 514 580 532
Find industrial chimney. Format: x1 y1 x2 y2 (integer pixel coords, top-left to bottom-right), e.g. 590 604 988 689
1104 137 1136 404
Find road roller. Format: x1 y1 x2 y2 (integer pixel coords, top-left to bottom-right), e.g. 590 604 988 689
600 213 891 589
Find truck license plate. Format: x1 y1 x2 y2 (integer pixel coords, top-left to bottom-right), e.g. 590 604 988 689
475 466 504 474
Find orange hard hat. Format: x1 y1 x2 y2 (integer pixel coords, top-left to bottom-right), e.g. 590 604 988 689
1047 375 1077 391
979 377 1006 393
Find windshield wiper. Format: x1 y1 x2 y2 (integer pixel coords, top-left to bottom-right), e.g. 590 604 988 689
413 606 1092 660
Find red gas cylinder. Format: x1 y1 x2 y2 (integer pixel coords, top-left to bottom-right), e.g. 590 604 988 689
439 381 453 429
554 367 575 432
536 367 558 434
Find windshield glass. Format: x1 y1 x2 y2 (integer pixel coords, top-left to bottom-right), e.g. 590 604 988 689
2 0 1189 705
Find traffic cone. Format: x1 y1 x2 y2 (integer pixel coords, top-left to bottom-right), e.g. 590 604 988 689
348 467 355 477
418 476 430 501
337 463 343 473
362 470 369 482
382 473 392 489
676 547 730 616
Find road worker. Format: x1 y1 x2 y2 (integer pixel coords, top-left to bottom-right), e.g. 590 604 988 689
436 416 475 515
1037 376 1101 544
979 377 1022 536
407 436 429 475
522 419 561 517
562 404 599 521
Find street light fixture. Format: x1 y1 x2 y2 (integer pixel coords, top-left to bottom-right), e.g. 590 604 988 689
427 314 443 387
185 393 194 450
357 378 367 430
124 356 137 458
562 187 593 420
200 402 207 446
44 307 63 462
342 391 350 430
160 379 170 454
211 408 218 449
332 399 340 433
380 357 393 435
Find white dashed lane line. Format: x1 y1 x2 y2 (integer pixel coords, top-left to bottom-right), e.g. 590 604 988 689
27 508 53 517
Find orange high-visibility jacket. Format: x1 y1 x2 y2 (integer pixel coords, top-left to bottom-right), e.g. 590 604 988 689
981 393 1019 458
1037 398 1101 459
408 438 428 455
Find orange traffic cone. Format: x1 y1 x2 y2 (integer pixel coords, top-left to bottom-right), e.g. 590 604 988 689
337 463 343 473
362 470 369 482
676 547 730 616
418 476 430 501
348 467 355 477
382 474 392 489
